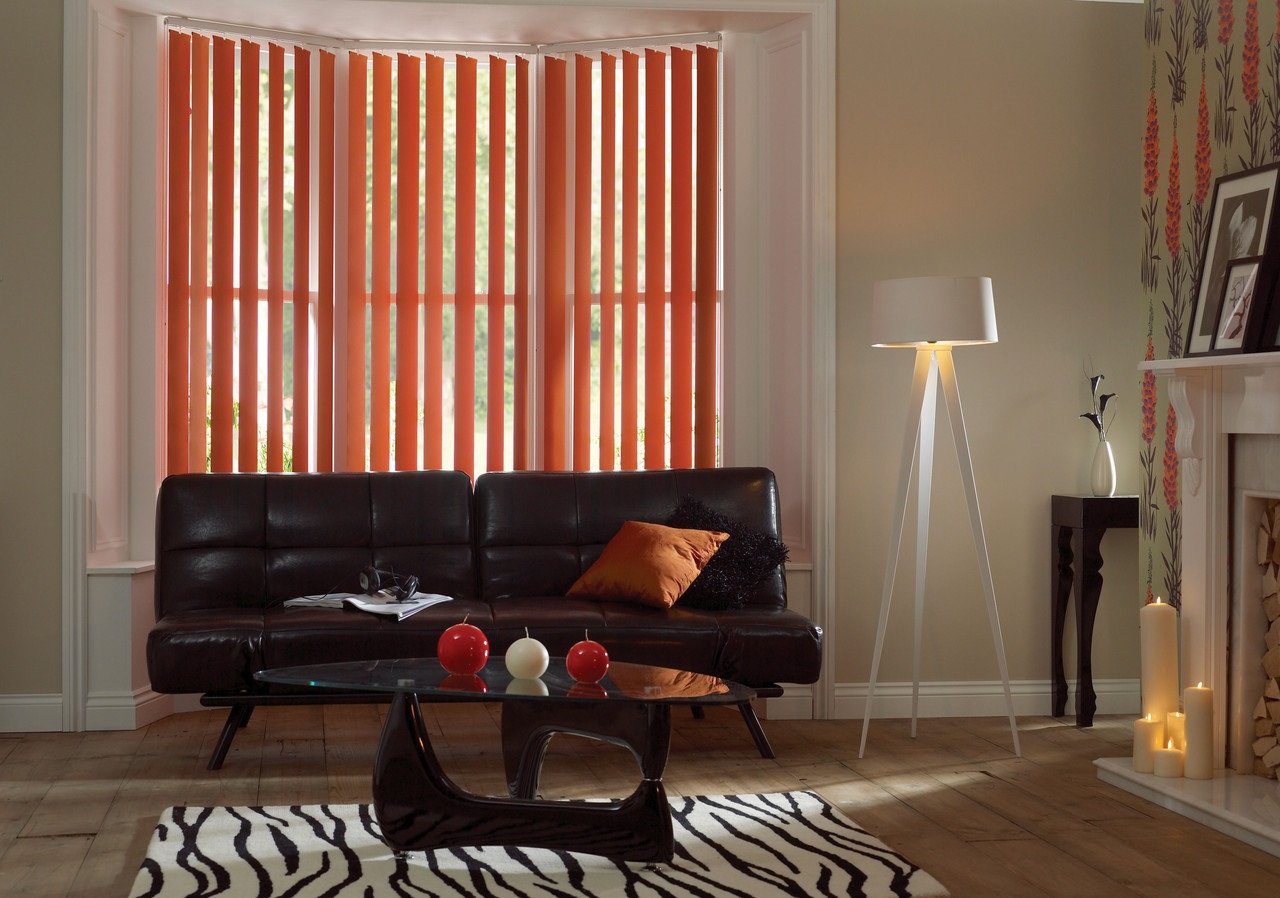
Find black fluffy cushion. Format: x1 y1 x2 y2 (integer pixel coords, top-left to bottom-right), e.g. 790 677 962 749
666 497 789 610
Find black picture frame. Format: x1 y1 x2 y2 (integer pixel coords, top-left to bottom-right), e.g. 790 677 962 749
1186 163 1280 356
1208 256 1264 354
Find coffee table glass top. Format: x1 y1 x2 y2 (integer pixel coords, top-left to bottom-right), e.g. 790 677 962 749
255 657 754 705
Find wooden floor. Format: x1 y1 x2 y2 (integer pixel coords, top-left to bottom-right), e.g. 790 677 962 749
2 705 1279 897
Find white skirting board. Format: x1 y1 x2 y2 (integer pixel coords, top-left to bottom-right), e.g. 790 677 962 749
834 677 1140 720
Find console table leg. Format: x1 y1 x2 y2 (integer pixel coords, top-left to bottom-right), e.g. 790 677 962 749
1051 525 1075 718
1075 526 1108 728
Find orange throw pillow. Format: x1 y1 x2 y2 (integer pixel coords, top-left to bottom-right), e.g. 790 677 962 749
567 521 729 609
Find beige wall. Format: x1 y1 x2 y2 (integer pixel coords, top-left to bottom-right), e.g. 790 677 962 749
0 0 64 695
836 0 1145 690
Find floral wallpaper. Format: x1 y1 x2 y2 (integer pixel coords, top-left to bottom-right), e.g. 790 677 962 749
1142 0 1280 608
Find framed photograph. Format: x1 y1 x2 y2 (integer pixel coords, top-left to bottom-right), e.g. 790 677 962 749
1209 257 1262 353
1187 163 1280 356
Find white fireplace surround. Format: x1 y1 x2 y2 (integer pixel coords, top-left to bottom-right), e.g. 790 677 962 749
1096 351 1280 858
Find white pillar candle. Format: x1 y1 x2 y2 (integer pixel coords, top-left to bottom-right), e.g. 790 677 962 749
1140 597 1179 725
1133 714 1164 774
1184 682 1215 780
1165 711 1186 750
1153 740 1184 778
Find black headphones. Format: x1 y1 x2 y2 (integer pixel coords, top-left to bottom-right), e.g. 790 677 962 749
359 566 420 601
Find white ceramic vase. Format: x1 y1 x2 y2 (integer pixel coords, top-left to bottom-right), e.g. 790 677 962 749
1091 438 1116 497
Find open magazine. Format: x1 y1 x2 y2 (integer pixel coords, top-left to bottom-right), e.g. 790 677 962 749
283 591 452 621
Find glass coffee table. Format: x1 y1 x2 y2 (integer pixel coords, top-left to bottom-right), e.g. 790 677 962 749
255 657 755 863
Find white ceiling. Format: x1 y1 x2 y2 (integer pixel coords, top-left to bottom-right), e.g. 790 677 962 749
114 0 802 46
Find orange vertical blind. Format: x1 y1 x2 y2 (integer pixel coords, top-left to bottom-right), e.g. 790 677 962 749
572 53 593 471
345 51 367 471
238 39 261 474
513 56 530 470
166 27 712 479
694 44 719 467
487 56 508 473
395 52 420 471
209 35 235 472
598 53 617 471
423 53 445 470
292 47 312 472
669 47 694 470
370 53 393 472
266 43 286 472
542 55 568 470
620 51 640 471
188 33 210 474
454 54 478 479
166 31 191 474
317 50 336 472
643 48 666 471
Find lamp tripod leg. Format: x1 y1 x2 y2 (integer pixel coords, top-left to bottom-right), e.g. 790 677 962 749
935 350 1021 757
860 350 935 759
912 356 938 738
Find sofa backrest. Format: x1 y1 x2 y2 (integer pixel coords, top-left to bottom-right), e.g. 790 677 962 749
154 471 475 616
472 467 787 612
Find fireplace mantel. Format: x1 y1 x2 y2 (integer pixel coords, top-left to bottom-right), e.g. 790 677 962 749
1142 351 1280 497
1096 351 1280 859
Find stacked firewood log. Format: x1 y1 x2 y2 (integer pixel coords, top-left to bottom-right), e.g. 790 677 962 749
1252 501 1280 778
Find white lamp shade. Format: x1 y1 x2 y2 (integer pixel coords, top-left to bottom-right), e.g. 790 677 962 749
871 276 998 347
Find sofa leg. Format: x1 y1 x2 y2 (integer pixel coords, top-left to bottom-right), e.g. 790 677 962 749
737 701 775 759
208 703 254 770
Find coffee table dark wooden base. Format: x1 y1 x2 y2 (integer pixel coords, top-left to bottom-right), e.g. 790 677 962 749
371 691 676 863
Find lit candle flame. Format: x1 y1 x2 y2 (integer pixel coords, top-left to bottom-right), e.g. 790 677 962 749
1197 681 1204 688
1167 740 1174 750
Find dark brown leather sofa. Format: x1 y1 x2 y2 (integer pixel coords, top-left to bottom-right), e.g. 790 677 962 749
147 467 823 769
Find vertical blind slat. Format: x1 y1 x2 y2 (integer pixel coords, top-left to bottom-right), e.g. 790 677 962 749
370 52 393 471
513 56 530 470
669 47 693 469
423 54 445 470
166 31 191 475
188 33 210 474
292 46 312 472
572 53 592 471
643 48 666 471
239 39 261 473
209 36 235 472
542 55 568 470
345 51 368 471
395 52 420 471
317 50 336 471
454 54 478 479
266 43 286 472
620 51 639 471
598 52 617 471
487 56 508 473
695 44 719 467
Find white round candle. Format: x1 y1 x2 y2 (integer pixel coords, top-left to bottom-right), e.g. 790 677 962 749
504 629 549 680
1184 682 1215 780
1140 597 1179 724
1153 740 1184 778
1133 714 1164 774
1165 711 1186 750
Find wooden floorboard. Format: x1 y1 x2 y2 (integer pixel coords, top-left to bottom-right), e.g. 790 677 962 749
0 708 1278 897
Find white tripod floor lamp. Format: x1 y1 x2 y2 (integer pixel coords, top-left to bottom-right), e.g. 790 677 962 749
858 276 1021 759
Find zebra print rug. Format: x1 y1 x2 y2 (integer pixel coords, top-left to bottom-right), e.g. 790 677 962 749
129 791 947 897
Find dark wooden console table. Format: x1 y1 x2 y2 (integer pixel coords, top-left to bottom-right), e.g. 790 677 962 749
1050 494 1139 728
